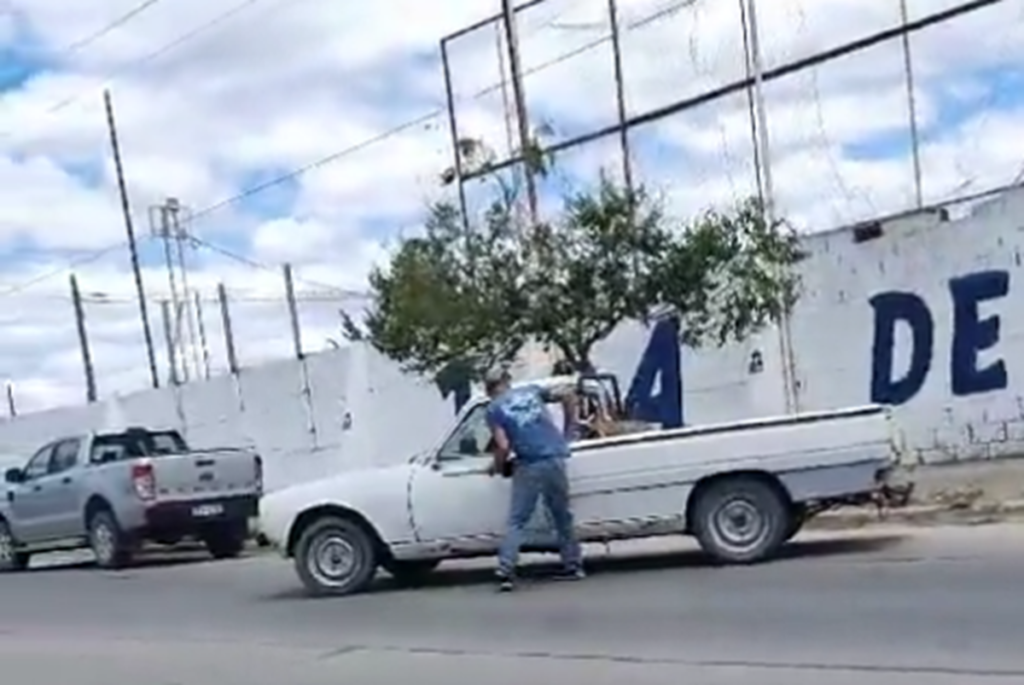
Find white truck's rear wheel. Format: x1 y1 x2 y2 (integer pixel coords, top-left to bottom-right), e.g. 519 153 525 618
294 516 378 597
692 476 790 564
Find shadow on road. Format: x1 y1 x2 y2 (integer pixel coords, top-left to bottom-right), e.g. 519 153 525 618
267 533 907 601
26 548 224 574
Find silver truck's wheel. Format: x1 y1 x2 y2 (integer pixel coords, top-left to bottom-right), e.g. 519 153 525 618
692 476 790 564
294 516 378 597
0 520 29 572
89 510 133 569
203 522 248 560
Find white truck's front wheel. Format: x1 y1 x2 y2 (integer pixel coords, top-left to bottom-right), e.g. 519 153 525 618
294 516 378 597
692 476 790 564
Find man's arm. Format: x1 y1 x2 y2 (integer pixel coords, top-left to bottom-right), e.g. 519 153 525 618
486 408 512 476
539 383 579 438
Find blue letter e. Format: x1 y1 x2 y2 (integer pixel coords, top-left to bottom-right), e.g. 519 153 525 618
949 270 1009 397
869 291 933 405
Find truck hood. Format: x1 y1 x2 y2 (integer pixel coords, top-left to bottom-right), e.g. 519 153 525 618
258 462 416 548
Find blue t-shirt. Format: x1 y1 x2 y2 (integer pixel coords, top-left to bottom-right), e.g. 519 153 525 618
486 385 570 463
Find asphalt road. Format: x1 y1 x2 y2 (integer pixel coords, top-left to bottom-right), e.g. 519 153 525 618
1 525 1023 684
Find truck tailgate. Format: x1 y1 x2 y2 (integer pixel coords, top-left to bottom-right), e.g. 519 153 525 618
150 448 259 498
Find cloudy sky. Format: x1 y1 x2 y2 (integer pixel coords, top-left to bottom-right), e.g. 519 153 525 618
0 0 1021 413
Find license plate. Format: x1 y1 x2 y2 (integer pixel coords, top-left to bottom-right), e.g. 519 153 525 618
192 504 224 517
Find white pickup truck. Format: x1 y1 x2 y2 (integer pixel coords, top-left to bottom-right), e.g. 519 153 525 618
259 374 911 596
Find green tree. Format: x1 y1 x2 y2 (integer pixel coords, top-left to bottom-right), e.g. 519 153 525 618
352 175 802 381
350 193 530 380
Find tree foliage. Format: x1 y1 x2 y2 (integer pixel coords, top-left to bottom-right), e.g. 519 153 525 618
350 175 803 381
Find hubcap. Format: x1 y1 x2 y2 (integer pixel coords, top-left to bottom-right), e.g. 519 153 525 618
93 522 115 563
307 533 359 587
711 497 768 552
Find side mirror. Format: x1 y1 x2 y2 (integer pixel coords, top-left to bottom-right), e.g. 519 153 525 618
4 468 23 484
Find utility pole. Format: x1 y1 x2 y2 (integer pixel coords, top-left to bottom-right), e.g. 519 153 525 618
194 290 211 379
159 299 180 386
738 0 764 205
104 89 159 389
898 0 923 208
217 283 239 375
69 273 97 402
149 197 202 382
283 264 303 359
740 0 798 414
500 0 539 224
5 382 15 418
167 198 203 377
607 0 633 195
151 202 186 382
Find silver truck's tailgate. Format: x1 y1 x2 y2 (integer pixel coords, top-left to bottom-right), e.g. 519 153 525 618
151 448 259 498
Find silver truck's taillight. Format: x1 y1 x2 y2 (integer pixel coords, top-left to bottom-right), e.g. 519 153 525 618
254 454 263 494
131 462 156 500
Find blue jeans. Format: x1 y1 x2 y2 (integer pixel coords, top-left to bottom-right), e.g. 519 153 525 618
497 457 582 575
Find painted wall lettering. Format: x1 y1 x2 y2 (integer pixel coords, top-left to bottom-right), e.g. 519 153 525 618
870 269 1009 405
949 270 1009 396
437 318 685 428
869 291 934 405
624 317 684 428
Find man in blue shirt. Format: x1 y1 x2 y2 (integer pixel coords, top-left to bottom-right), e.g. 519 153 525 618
484 367 584 592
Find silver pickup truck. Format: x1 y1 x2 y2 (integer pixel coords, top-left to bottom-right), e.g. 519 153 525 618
0 426 262 571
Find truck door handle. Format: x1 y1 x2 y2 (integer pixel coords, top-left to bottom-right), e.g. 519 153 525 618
62 477 72 484
32 484 42 492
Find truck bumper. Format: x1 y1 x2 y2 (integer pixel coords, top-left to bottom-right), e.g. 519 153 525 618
143 495 259 532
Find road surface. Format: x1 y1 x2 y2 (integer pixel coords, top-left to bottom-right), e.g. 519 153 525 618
0 525 1022 684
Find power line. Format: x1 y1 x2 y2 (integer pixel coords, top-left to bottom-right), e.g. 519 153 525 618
190 0 697 221
61 0 167 59
188 234 369 298
0 241 129 298
1 0 272 127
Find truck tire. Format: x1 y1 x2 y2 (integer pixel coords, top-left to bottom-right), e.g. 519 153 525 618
294 516 378 597
383 559 440 586
203 522 247 559
783 504 807 542
88 509 134 569
691 476 790 565
0 519 30 572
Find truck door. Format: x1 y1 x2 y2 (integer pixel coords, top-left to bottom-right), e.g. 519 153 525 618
36 438 85 540
6 443 57 544
408 402 510 549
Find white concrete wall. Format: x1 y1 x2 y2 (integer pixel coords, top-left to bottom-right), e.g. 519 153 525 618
658 186 1024 464
1 188 1021 486
0 345 453 493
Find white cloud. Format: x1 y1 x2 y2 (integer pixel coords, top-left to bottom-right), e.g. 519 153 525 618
0 0 1021 413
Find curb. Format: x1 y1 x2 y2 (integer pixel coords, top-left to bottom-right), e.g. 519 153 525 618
806 499 1024 530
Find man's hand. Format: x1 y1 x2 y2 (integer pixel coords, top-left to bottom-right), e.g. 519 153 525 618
487 423 511 477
